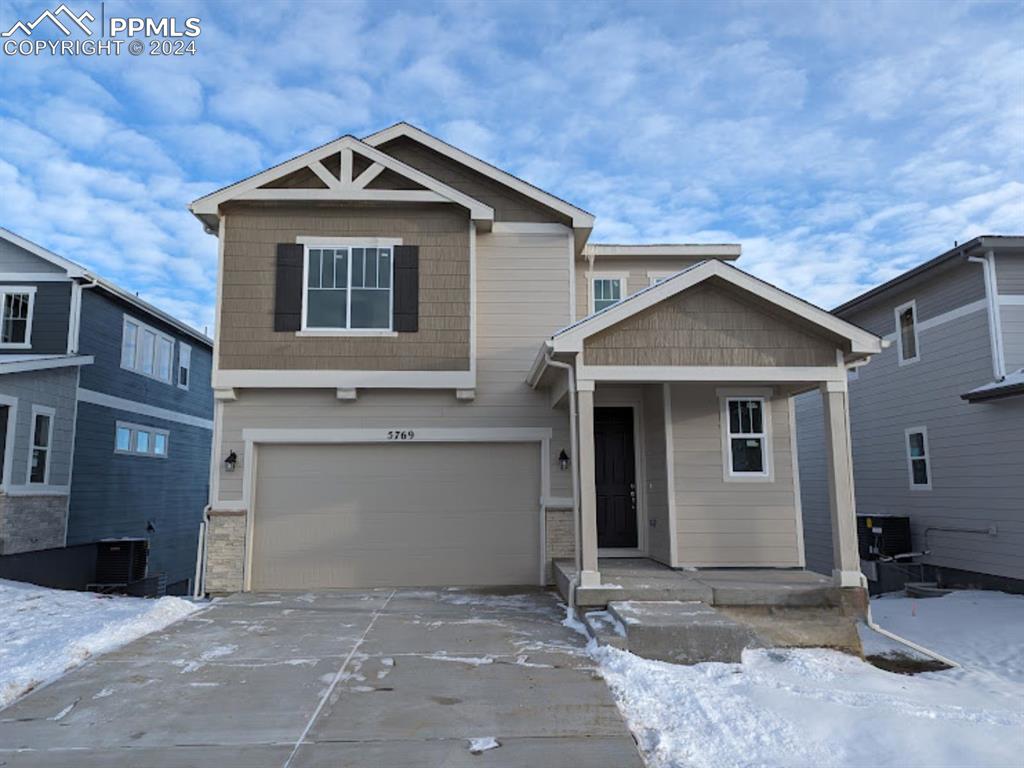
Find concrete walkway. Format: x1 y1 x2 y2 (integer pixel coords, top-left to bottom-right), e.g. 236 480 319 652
0 588 642 767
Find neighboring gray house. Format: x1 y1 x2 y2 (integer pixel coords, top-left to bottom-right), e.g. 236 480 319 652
796 236 1024 591
0 229 213 593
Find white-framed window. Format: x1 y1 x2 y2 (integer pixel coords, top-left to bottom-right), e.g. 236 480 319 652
115 421 169 459
178 343 191 390
0 286 36 349
28 404 54 484
721 396 772 480
590 273 628 314
894 300 919 365
905 427 931 490
647 271 675 286
301 239 397 332
121 316 175 383
847 367 859 382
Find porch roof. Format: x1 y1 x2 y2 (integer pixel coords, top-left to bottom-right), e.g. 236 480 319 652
527 259 884 388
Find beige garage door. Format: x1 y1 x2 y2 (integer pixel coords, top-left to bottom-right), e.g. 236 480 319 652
250 442 541 590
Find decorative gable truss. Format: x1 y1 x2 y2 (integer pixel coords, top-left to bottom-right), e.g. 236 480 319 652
190 135 494 229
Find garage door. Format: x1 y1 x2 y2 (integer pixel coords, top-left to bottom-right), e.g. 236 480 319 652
250 442 541 590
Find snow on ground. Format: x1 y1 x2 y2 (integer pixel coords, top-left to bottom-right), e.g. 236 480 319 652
592 590 1024 768
0 578 200 709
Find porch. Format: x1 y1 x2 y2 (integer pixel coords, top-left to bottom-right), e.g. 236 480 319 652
553 558 840 610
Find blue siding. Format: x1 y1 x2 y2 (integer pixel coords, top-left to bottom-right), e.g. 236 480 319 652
77 289 213 420
0 280 71 356
66 403 210 587
68 288 213 589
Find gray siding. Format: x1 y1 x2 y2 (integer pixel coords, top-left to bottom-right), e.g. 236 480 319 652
997 255 1024 371
995 254 1024 294
0 366 78 487
794 389 833 575
0 281 71 356
0 238 65 273
798 283 1024 581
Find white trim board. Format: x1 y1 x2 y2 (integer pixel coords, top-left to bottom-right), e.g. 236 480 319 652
0 354 92 375
77 388 213 430
575 364 846 383
214 369 475 390
880 298 988 342
0 392 18 490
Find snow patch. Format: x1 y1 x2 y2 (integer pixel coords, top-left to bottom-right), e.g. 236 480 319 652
468 736 500 754
0 579 199 709
426 653 494 666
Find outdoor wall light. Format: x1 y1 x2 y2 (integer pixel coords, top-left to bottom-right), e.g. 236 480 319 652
224 450 237 472
558 450 571 471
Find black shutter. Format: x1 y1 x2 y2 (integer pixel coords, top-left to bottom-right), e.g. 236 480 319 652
274 243 304 332
393 245 419 333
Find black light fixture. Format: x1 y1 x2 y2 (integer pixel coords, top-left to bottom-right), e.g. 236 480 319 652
224 450 237 472
558 449 571 471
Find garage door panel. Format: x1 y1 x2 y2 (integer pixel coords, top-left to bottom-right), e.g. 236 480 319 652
251 442 541 590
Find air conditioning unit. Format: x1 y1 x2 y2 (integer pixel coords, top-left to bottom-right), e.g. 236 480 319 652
94 539 149 586
857 516 912 560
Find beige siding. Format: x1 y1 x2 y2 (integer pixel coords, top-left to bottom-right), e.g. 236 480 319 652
215 228 574 507
584 282 838 367
251 443 540 589
670 383 802 567
574 256 703 320
642 384 671 565
377 137 570 224
219 204 470 371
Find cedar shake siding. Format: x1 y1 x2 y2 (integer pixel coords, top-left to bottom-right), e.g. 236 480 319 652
219 203 471 371
583 281 839 367
377 136 571 225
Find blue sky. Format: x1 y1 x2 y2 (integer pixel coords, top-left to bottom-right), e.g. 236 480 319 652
1 0 1022 333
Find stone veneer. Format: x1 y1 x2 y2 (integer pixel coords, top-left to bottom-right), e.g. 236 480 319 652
205 512 246 594
0 493 68 554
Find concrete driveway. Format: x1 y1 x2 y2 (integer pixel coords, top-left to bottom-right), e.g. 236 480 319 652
0 588 643 767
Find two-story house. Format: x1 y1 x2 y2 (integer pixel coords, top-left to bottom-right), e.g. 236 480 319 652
191 123 881 601
0 228 213 593
796 236 1024 593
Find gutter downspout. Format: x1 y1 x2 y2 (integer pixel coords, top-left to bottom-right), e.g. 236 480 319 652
544 352 581 613
194 506 211 598
863 602 960 668
968 250 1006 381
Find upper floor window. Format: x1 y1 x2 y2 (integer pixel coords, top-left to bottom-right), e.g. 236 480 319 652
178 343 191 390
29 405 54 484
648 272 674 286
905 427 931 490
122 316 174 383
0 287 35 349
894 300 919 365
115 421 169 458
592 276 624 313
304 245 393 331
723 396 771 479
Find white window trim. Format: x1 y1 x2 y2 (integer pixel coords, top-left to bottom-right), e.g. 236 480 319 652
28 404 55 485
178 342 191 390
121 315 176 384
905 426 931 491
589 272 629 315
115 420 170 459
647 271 675 286
719 394 774 482
298 237 401 335
894 299 920 366
0 285 37 350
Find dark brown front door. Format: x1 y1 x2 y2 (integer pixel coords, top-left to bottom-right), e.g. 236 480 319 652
595 406 637 549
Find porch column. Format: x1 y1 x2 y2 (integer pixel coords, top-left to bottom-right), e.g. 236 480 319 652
821 381 863 588
576 381 601 587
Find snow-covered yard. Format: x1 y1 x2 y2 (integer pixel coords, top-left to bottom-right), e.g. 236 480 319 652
592 590 1024 768
0 578 200 709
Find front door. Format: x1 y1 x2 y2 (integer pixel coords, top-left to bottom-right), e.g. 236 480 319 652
595 406 638 549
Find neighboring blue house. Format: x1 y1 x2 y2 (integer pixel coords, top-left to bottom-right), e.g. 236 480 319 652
0 228 213 594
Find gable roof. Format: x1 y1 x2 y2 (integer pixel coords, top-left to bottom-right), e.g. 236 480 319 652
0 228 211 347
364 122 596 232
548 259 882 356
189 134 494 229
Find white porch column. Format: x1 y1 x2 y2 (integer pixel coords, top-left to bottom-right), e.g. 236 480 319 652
576 381 601 587
821 381 863 588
